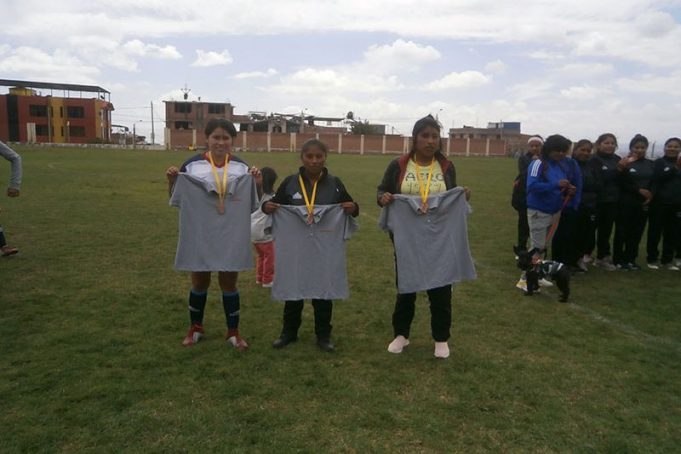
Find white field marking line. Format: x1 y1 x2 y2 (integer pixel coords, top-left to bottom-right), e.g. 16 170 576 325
568 303 681 354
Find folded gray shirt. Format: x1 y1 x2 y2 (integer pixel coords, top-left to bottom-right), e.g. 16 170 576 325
379 187 476 293
170 173 258 271
270 204 358 301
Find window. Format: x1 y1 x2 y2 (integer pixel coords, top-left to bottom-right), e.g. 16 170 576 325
208 104 225 114
35 124 49 136
67 106 85 118
174 103 192 113
61 126 64 137
69 126 86 137
175 121 192 130
60 106 63 118
29 105 48 117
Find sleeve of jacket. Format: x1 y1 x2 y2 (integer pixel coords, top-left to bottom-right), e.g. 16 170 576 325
334 176 359 217
0 141 22 189
526 160 556 194
377 159 400 206
570 159 582 208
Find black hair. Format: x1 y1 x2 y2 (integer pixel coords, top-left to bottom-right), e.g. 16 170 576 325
541 134 572 159
665 137 681 148
300 138 328 155
595 133 618 150
260 167 278 194
410 114 444 157
204 118 237 138
629 134 649 150
574 139 593 150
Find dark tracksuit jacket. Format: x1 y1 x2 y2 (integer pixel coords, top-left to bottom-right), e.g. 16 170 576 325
648 156 681 264
573 158 604 258
614 158 654 265
590 151 621 258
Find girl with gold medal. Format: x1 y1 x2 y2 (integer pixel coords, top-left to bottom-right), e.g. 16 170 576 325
377 115 471 359
166 119 261 350
263 139 359 352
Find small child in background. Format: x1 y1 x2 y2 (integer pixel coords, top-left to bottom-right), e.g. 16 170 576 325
251 167 278 287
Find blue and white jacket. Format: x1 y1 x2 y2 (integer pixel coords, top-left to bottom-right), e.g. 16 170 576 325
526 158 582 214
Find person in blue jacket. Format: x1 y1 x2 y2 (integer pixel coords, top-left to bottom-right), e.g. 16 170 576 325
526 134 581 259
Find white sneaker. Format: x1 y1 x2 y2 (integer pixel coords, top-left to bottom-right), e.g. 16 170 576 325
576 258 589 272
434 342 450 359
388 335 410 353
594 257 617 271
647 262 660 270
515 278 527 292
666 263 680 271
538 278 553 287
675 259 681 268
582 254 593 264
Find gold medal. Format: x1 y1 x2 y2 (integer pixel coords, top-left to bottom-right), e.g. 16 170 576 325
415 158 435 215
208 151 229 215
299 174 320 225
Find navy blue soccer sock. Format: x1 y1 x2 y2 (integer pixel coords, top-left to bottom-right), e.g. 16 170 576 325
222 291 240 330
188 289 207 325
0 227 6 248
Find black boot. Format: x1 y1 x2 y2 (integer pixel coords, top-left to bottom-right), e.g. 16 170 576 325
312 299 334 352
272 300 303 349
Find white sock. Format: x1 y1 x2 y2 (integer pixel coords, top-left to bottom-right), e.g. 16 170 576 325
434 341 450 359
387 335 410 353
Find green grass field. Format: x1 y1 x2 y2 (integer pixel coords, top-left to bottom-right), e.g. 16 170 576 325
1 146 680 452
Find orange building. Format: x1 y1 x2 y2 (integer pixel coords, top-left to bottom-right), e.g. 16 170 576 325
0 79 114 144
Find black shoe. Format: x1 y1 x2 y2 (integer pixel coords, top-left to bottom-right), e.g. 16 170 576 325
316 338 335 352
272 334 298 349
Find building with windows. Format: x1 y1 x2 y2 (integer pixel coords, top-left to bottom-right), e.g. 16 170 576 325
163 100 236 147
0 79 113 144
449 121 532 155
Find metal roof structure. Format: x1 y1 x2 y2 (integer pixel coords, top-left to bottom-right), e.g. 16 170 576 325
0 79 110 98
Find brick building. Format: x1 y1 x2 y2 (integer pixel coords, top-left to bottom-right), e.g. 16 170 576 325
163 100 236 148
0 79 113 144
449 121 532 156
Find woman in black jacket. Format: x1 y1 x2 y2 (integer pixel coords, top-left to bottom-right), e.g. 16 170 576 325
647 137 681 270
613 134 654 270
571 139 603 271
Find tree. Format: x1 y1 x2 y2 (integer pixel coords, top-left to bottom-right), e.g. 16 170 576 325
350 119 380 135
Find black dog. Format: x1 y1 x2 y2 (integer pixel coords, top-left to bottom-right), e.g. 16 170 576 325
514 247 570 302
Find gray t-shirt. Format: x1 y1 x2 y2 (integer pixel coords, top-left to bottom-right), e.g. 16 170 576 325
378 187 476 294
270 204 358 301
170 173 258 271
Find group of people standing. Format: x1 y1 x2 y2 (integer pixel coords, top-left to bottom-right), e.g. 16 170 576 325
512 132 681 286
166 115 475 359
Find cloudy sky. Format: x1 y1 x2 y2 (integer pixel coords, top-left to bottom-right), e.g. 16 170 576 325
2 0 681 150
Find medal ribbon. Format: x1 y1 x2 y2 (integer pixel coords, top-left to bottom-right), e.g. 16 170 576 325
414 158 435 206
298 174 319 218
208 151 229 206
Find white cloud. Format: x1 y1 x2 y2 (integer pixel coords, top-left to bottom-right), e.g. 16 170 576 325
617 72 681 95
363 39 441 73
560 84 611 100
425 71 491 91
485 60 507 74
191 49 232 67
0 46 100 83
233 68 278 79
122 40 181 59
265 68 404 95
525 50 566 61
556 62 614 78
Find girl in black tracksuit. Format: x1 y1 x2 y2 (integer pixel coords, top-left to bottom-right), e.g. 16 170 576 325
613 134 654 269
511 136 543 252
590 133 621 269
647 137 681 268
572 140 603 270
